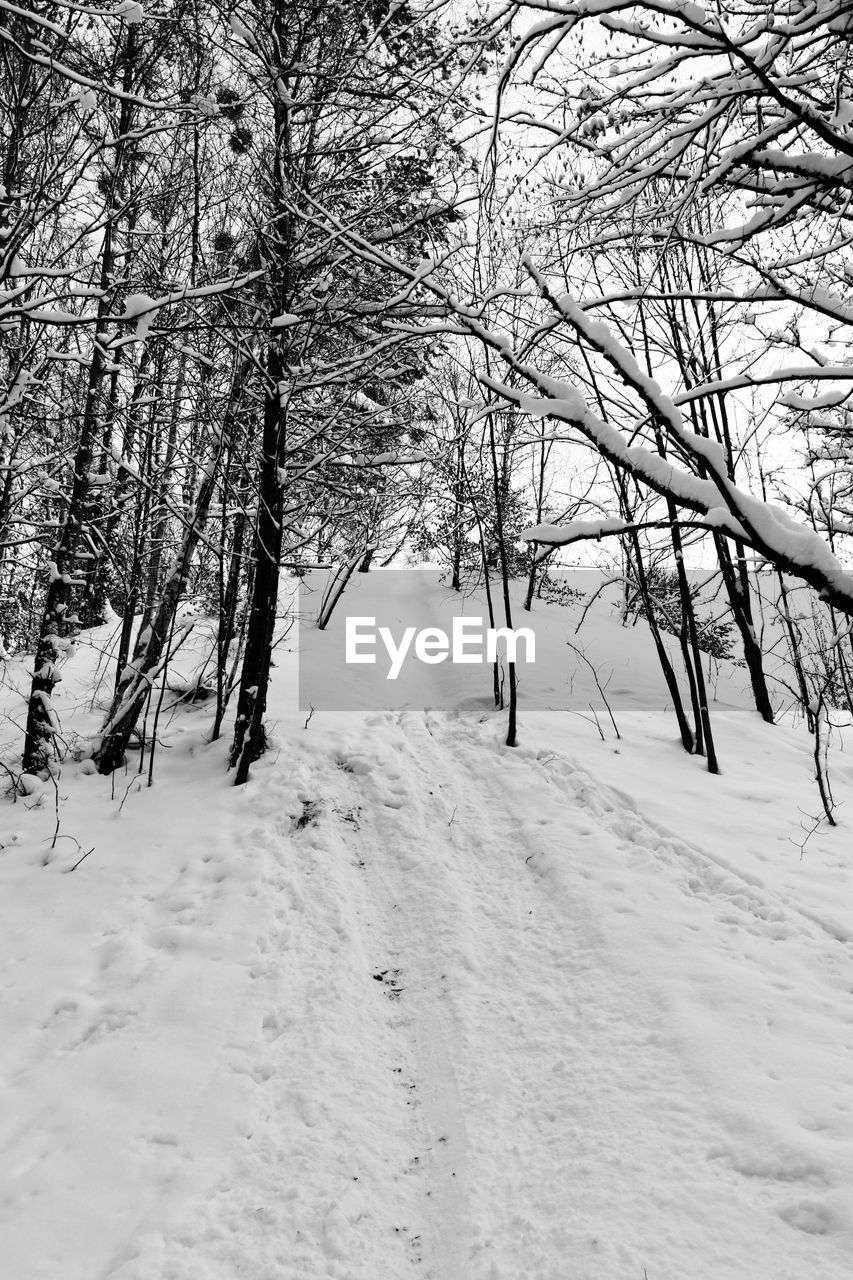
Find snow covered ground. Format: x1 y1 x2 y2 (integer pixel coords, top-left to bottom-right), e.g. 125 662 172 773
2 572 853 1279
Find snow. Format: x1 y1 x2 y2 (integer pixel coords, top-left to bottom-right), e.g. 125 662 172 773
352 449 427 468
779 389 852 412
228 13 257 47
121 293 156 342
114 2 144 24
478 272 853 612
3 572 853 1278
191 93 219 119
523 516 629 545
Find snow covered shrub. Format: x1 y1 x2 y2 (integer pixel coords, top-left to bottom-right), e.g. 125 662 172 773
535 572 584 609
801 601 853 716
625 568 736 662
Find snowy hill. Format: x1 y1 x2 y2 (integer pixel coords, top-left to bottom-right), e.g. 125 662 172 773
2 572 853 1280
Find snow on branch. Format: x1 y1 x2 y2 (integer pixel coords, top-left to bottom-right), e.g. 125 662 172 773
261 177 853 617
0 272 264 331
675 366 853 407
522 514 736 561
0 16 177 110
479 365 748 538
485 263 853 613
779 388 853 412
330 449 427 469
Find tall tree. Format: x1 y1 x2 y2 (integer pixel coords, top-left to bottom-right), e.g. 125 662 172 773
224 0 469 781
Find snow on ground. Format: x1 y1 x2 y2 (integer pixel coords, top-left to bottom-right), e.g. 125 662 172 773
2 573 853 1279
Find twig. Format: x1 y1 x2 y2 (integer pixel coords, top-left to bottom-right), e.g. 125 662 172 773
66 846 95 873
0 759 22 798
47 768 64 850
574 576 624 634
147 648 172 788
812 691 837 827
567 640 622 739
118 775 141 814
271 618 295 652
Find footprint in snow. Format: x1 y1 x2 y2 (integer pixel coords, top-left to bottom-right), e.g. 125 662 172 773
778 1199 833 1235
335 753 373 776
382 793 406 810
373 968 404 999
292 800 321 830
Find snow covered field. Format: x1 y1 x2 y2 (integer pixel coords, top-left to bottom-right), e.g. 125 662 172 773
3 572 853 1279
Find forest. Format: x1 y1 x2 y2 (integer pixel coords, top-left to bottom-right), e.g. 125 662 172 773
2 0 853 783
8 5 853 1278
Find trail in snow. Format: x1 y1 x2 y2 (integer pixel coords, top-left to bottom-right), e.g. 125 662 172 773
106 705 853 1280
6 579 853 1280
339 734 472 1280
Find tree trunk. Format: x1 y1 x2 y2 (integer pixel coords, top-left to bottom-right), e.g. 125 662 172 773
618 478 695 754
229 385 285 783
22 26 138 774
229 0 294 783
23 287 114 772
94 446 222 773
212 507 247 742
713 531 775 723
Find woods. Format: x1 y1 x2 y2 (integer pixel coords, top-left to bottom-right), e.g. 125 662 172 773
3 0 853 785
8 9 853 1273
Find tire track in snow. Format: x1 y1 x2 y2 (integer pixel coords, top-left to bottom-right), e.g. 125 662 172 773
105 706 853 1280
332 720 473 1280
332 708 707 1279
338 708 853 1280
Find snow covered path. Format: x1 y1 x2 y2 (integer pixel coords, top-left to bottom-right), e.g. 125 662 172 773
93 705 853 1280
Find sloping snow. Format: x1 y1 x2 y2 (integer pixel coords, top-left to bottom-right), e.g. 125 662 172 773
2 574 853 1278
